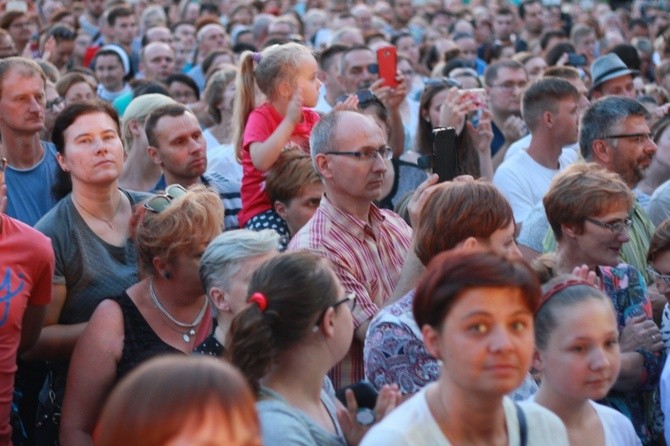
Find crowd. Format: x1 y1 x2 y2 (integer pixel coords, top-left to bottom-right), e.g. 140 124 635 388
4 0 670 444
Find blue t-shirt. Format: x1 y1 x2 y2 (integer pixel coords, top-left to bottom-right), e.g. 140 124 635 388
5 141 59 226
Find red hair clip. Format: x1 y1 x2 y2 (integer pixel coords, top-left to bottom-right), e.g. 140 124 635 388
248 292 268 312
538 278 597 313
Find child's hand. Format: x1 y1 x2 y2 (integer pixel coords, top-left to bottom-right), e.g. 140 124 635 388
286 87 304 125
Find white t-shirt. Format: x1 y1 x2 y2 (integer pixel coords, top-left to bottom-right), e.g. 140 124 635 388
591 401 641 446
528 396 640 446
493 151 562 224
360 385 569 446
205 142 243 183
505 133 580 166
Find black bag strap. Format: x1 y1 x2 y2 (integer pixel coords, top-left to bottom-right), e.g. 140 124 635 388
514 402 527 446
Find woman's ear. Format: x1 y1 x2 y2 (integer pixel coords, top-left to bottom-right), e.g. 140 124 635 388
56 151 68 172
422 324 441 360
460 236 480 251
152 256 168 277
561 223 579 240
208 286 231 312
532 350 545 372
128 119 142 138
319 307 337 338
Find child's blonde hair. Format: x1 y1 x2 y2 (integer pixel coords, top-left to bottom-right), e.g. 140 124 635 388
232 42 314 161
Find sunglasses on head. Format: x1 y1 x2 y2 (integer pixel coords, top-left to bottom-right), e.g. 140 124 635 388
143 184 188 213
424 77 462 90
335 89 385 109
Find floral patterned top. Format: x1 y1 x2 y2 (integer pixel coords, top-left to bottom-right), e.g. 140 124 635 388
363 289 538 400
598 264 664 446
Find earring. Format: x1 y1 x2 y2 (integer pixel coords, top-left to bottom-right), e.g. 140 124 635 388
163 271 172 279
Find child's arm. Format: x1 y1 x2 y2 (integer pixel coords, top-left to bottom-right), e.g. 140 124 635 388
250 88 304 171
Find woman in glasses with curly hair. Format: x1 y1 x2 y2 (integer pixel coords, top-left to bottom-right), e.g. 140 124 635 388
543 162 663 445
60 184 224 445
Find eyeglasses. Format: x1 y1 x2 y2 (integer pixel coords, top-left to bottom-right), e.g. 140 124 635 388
314 292 356 329
647 266 670 286
602 133 653 145
46 96 64 111
323 145 393 161
424 77 462 90
490 81 527 91
143 184 187 213
584 216 633 234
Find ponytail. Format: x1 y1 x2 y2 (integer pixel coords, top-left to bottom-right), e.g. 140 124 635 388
232 51 259 162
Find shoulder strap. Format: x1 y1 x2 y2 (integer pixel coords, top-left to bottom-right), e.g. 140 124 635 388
515 402 527 446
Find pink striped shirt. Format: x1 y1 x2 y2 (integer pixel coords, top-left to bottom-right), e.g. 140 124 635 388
288 195 412 388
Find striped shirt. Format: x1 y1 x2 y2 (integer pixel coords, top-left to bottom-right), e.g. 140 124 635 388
288 195 412 388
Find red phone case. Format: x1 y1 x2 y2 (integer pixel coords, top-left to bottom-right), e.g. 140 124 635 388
377 46 398 88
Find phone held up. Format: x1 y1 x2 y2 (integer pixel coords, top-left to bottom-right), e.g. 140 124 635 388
432 127 459 183
376 46 398 88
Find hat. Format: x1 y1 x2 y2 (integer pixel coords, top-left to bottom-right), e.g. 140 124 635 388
99 44 131 77
589 53 639 93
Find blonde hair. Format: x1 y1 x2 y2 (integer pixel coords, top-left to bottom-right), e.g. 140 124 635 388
131 184 224 277
121 93 176 151
232 42 314 161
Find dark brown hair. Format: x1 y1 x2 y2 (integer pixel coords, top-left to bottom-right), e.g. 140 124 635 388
413 249 540 330
648 219 670 263
227 252 338 393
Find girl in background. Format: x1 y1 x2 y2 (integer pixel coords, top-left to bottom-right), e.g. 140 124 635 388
232 42 321 235
533 277 641 446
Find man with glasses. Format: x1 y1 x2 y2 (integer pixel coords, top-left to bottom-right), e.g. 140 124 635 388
484 59 529 161
144 103 241 230
289 110 413 390
543 97 659 302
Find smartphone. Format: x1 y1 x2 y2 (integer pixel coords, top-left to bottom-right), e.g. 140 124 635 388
432 127 459 182
567 53 586 67
463 88 487 127
376 46 398 88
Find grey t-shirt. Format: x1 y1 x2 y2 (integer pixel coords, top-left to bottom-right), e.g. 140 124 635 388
257 384 346 446
35 189 148 324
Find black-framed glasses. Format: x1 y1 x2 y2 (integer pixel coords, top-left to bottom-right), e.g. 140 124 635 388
647 266 670 286
602 133 653 144
424 77 462 90
46 96 64 111
584 216 633 234
323 145 393 161
314 292 356 328
143 184 188 213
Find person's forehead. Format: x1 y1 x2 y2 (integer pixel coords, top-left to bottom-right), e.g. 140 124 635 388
335 113 384 146
496 67 527 81
344 49 375 67
602 74 633 89
158 112 199 134
146 44 172 59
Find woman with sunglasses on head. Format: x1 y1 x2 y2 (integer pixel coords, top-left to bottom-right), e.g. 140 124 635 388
361 249 570 445
532 277 641 446
60 184 224 446
542 163 663 445
407 77 494 180
29 101 149 444
228 252 400 446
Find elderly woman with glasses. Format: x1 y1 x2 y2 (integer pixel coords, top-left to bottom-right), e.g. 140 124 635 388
30 101 149 444
543 162 664 445
60 184 224 445
408 77 494 180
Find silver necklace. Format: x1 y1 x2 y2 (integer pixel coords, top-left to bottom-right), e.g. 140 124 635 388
149 278 207 343
73 192 123 231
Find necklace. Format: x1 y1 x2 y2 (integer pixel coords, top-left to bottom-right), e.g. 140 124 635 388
149 278 208 343
73 192 123 231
